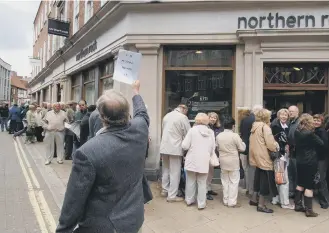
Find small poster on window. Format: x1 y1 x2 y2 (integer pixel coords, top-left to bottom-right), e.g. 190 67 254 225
113 49 142 84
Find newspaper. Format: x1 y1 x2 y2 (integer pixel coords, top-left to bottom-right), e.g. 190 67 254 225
66 121 81 139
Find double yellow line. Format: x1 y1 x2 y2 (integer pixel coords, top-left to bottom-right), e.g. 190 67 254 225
13 139 57 233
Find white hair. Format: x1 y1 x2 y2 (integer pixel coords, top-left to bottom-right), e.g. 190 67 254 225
252 104 263 113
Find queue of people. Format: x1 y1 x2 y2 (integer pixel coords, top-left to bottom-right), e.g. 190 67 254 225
160 103 329 217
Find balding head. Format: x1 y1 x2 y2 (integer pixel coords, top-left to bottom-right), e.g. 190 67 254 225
288 105 299 119
252 104 263 114
96 90 130 127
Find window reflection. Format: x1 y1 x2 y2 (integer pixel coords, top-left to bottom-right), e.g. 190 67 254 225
165 70 233 121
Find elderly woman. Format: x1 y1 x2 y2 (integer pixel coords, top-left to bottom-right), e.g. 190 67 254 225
270 108 294 209
294 114 324 217
249 108 279 213
182 113 216 210
26 105 37 144
313 114 329 209
217 118 246 207
206 112 224 200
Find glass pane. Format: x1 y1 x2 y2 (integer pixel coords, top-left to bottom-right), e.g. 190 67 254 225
72 87 80 102
165 70 233 122
72 75 80 86
102 78 113 93
100 60 114 77
166 49 233 67
83 68 95 83
84 82 95 105
264 63 328 85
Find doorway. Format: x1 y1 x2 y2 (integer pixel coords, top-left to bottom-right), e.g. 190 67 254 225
263 62 329 115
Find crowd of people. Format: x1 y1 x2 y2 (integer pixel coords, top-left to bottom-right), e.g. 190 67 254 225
160 104 329 217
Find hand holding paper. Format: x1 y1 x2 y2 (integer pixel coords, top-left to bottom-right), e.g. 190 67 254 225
113 49 142 84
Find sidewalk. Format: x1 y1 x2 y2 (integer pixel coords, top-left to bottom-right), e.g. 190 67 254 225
21 139 329 233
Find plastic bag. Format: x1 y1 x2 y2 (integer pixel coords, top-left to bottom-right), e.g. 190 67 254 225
210 153 219 167
274 157 287 185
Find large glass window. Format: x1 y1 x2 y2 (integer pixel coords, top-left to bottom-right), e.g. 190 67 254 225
164 47 234 122
83 68 96 104
99 59 114 95
72 75 81 102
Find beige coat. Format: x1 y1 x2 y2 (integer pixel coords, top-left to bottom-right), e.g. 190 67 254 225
160 109 191 156
249 122 278 171
182 125 215 174
216 129 246 171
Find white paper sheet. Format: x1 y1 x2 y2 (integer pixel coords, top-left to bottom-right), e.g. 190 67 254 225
113 49 142 84
64 122 71 129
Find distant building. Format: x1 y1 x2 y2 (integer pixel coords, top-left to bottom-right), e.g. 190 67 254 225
11 72 29 106
0 58 11 103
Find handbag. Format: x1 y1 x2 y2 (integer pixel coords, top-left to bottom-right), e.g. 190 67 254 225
239 158 245 180
210 152 219 167
274 158 287 185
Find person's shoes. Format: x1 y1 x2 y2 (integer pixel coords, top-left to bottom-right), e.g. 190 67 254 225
228 203 241 208
45 161 51 165
160 191 168 197
249 200 258 206
294 190 306 212
198 206 206 210
257 206 274 213
304 196 318 217
167 197 184 202
281 204 295 210
57 160 63 164
208 190 218 196
186 201 196 206
207 194 214 200
271 195 280 205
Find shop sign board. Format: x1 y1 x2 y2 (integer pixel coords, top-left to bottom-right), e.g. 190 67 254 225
76 40 97 61
113 49 142 84
238 12 329 30
48 18 70 37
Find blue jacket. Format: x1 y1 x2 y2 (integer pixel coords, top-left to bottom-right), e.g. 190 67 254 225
9 106 22 122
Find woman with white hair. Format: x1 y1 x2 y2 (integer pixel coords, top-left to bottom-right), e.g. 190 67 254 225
182 113 216 210
271 108 295 210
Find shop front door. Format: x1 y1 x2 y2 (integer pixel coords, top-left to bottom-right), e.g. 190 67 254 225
263 62 329 116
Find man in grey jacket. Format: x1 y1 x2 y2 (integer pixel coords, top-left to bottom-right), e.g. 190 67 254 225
88 108 102 139
160 104 190 202
56 80 149 233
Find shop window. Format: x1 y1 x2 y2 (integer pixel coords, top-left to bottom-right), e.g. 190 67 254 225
99 59 114 95
72 75 81 102
164 47 234 122
83 68 96 104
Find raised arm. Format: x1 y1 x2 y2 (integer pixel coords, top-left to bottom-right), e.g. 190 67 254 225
132 80 150 127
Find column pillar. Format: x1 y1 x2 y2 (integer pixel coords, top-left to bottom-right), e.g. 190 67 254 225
94 67 100 103
135 43 161 180
35 91 39 104
40 89 44 105
48 85 52 103
52 82 58 103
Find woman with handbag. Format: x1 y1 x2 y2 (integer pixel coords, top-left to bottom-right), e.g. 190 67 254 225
207 112 224 200
294 114 324 217
182 113 216 210
271 108 295 210
26 105 37 144
216 118 246 208
249 108 279 213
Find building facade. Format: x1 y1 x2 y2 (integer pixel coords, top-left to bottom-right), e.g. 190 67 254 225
0 58 11 103
28 1 329 179
11 72 29 106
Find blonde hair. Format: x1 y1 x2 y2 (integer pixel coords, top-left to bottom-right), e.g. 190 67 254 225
195 113 210 126
255 108 271 124
277 108 289 118
298 113 315 131
208 112 220 127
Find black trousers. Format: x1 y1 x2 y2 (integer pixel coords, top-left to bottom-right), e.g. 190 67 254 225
35 126 43 142
288 157 297 194
317 160 329 207
64 134 74 159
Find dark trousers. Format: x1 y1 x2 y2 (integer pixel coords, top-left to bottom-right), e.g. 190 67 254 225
14 127 27 137
35 126 44 142
318 160 329 207
9 120 17 133
288 158 297 195
64 134 74 159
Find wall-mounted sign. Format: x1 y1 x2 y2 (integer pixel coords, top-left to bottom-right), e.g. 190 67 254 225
238 13 329 29
76 40 97 61
48 18 70 37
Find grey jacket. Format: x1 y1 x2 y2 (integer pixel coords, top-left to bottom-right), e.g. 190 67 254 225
88 108 103 139
56 95 150 233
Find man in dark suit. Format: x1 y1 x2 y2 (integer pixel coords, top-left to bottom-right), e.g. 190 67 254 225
88 107 102 139
56 80 149 233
